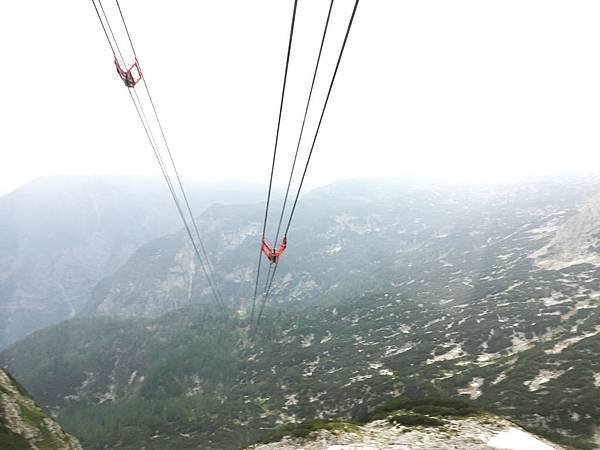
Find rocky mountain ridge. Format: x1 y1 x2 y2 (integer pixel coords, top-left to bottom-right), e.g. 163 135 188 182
532 191 600 270
85 177 600 318
0 368 81 450
249 415 563 450
0 175 263 349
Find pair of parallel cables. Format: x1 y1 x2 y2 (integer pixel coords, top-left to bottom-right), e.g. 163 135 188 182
91 0 225 311
91 0 360 324
250 0 360 334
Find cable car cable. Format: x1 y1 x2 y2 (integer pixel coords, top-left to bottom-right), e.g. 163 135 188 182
250 0 299 328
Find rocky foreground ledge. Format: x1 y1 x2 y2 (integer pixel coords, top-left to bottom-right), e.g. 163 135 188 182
0 368 82 450
249 413 565 450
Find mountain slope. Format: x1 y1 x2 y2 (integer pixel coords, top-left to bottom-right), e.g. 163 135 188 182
1 307 243 449
250 414 563 450
0 368 82 450
85 177 600 317
3 177 600 448
533 191 600 269
2 286 598 449
0 175 263 348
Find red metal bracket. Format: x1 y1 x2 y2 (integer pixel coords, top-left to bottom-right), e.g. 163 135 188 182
114 58 142 88
261 237 287 264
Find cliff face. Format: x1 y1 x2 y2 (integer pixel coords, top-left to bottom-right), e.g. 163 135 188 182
0 369 82 450
532 191 600 270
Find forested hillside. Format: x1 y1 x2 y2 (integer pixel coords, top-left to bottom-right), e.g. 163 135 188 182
85 177 600 317
2 287 598 449
2 177 600 449
0 176 262 349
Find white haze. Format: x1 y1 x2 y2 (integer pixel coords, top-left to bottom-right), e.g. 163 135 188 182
1 0 600 195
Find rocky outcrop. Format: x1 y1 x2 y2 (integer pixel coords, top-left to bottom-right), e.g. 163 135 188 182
532 191 600 270
0 368 82 449
249 415 564 450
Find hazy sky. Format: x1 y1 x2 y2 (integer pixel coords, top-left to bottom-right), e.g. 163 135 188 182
2 1 600 195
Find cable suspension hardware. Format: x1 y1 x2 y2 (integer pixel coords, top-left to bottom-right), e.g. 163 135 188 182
91 0 225 310
252 0 360 335
249 0 299 329
91 0 360 330
114 58 142 87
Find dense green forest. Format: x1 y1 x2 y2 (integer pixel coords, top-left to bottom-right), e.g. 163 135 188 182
2 289 598 449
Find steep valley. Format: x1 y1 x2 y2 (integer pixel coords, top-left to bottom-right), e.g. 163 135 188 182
0 176 263 349
1 284 599 448
1 176 600 449
85 177 600 318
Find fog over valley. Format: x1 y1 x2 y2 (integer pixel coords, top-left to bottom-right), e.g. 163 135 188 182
2 0 600 448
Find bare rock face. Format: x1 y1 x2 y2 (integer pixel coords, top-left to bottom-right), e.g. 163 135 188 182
0 368 82 450
249 415 564 450
532 191 600 270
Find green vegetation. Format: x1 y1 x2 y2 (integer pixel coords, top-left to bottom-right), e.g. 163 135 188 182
363 397 481 422
0 426 30 450
259 420 360 444
388 413 445 427
2 306 244 449
2 279 598 449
